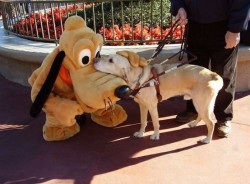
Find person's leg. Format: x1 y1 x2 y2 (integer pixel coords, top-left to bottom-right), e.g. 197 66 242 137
206 20 237 137
210 46 238 137
210 47 238 120
176 21 210 123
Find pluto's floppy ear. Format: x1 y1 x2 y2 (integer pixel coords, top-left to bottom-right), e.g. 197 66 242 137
30 51 65 117
116 50 148 67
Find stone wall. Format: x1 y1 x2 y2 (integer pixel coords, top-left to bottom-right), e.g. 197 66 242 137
0 40 249 92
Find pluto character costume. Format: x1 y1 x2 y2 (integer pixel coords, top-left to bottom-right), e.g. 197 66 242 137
28 16 127 141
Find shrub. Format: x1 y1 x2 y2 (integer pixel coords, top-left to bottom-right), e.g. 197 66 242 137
76 0 172 31
12 1 184 45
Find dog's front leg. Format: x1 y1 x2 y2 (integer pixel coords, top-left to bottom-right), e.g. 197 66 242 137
134 103 148 138
148 106 160 140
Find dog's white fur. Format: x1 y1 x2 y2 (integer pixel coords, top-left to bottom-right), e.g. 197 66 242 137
94 54 223 143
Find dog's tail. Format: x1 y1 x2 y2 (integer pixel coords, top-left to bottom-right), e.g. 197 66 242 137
209 73 224 91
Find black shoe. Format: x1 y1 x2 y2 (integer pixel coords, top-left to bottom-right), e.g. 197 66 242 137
215 121 231 138
75 114 87 125
175 111 198 123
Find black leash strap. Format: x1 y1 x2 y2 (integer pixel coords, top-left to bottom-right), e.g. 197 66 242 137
178 22 189 61
30 51 66 117
116 21 198 99
152 21 197 66
130 49 197 97
150 19 181 60
129 22 197 97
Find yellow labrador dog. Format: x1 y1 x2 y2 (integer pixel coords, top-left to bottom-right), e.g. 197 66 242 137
94 51 223 143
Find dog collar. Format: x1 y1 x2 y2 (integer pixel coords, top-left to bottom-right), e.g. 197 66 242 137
151 67 162 102
130 67 162 102
59 64 73 87
131 66 149 89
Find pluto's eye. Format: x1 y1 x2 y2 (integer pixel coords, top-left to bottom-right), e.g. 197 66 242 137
78 49 91 66
109 58 113 63
82 56 89 65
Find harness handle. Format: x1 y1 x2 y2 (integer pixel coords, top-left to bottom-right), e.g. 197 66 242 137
149 19 181 62
116 20 198 100
178 23 189 61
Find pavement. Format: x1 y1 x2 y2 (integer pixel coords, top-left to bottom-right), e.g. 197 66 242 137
0 74 250 184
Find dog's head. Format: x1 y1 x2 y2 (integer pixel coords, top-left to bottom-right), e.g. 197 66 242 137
94 50 149 89
94 50 148 77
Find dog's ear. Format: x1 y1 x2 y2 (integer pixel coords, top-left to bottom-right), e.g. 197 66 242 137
116 50 148 67
121 66 131 82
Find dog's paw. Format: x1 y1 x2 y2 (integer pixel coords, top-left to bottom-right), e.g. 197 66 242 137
150 133 160 140
134 131 144 138
188 121 198 128
199 137 211 144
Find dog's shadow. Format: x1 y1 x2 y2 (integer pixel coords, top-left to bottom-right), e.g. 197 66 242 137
2 67 250 183
5 90 249 184
2 97 208 184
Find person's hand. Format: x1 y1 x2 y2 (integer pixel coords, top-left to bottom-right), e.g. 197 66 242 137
225 31 240 49
176 8 188 25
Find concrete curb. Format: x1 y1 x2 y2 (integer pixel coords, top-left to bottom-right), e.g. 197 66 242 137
0 21 249 91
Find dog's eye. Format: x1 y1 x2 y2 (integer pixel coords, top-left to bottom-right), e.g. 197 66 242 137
95 46 101 58
95 51 100 58
78 49 91 66
109 58 113 63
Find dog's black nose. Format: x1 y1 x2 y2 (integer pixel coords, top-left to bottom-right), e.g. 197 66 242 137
115 85 132 99
94 58 100 63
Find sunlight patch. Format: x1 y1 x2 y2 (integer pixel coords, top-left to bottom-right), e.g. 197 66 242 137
158 115 176 121
110 136 131 142
0 124 28 131
113 123 140 129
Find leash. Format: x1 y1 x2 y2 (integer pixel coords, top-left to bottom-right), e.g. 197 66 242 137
148 19 196 65
147 19 181 63
115 20 199 101
127 21 198 101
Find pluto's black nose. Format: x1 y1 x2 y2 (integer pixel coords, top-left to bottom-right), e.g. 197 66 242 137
114 85 132 99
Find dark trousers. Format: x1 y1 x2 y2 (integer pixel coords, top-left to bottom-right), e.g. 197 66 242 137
185 20 238 121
